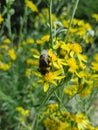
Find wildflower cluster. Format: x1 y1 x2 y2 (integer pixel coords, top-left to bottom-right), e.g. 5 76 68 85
16 107 30 129
42 103 98 130
0 0 98 130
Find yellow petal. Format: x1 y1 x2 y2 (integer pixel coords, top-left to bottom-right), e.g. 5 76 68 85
33 54 39 59
78 54 87 63
54 69 63 76
38 80 43 83
92 74 98 78
54 75 65 80
70 51 74 57
32 71 42 77
44 82 49 92
51 80 57 86
53 62 61 69
75 71 81 78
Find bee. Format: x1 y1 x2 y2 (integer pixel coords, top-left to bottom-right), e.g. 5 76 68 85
38 50 51 75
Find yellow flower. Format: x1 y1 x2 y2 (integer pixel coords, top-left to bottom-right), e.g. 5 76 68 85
21 109 29 117
77 27 86 37
84 23 92 30
36 35 50 44
39 70 65 92
22 40 26 45
91 62 98 72
4 38 11 44
64 85 78 96
79 63 86 70
16 106 23 111
87 124 95 130
44 117 71 130
76 70 93 97
30 48 39 55
70 43 87 64
26 58 38 66
36 39 43 44
62 19 69 28
26 38 34 44
41 35 50 42
19 117 25 124
48 103 58 111
64 78 79 96
77 20 84 26
8 49 16 60
70 43 82 54
73 19 84 26
25 68 31 77
95 127 98 130
0 45 8 50
85 36 94 44
69 27 77 35
53 40 63 50
25 0 38 12
16 107 29 117
92 13 98 21
77 54 87 63
79 81 93 97
91 53 98 72
49 49 67 69
43 104 59 114
22 38 34 45
93 53 98 62
43 106 71 130
0 61 11 71
0 14 4 23
67 58 78 73
59 49 67 56
51 14 58 23
73 113 89 130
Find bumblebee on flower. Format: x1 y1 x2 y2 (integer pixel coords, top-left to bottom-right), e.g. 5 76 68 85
38 50 51 75
37 50 65 92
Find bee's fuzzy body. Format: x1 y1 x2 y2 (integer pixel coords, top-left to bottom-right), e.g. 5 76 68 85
38 50 51 75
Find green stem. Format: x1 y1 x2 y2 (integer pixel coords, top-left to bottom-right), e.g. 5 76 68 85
49 0 53 48
39 81 64 111
7 15 12 38
54 91 66 111
65 0 79 42
34 81 64 129
39 87 58 111
19 6 28 46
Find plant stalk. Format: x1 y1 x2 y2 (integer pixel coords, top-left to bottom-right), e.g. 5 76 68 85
65 0 79 42
49 0 53 48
